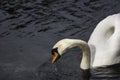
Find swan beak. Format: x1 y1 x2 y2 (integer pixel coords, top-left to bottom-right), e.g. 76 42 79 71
52 52 59 64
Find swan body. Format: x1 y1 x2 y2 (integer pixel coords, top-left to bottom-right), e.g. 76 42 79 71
51 13 120 70
88 13 120 67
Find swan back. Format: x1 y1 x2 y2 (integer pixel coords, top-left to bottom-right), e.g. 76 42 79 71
88 13 120 68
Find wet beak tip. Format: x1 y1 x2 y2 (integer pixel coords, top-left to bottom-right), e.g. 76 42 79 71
52 62 54 64
52 60 54 64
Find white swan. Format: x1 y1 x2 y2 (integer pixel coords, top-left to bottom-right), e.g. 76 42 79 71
51 13 120 79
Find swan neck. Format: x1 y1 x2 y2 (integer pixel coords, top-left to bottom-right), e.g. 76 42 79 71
71 40 90 70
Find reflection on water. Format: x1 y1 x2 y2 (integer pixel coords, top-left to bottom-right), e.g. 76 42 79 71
0 0 120 80
91 63 120 80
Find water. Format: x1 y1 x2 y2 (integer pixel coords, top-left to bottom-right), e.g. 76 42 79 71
0 0 120 80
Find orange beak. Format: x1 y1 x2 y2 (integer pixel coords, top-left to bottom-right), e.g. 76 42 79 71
52 52 59 64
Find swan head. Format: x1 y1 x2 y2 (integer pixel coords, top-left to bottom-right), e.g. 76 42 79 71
51 39 90 80
52 39 73 63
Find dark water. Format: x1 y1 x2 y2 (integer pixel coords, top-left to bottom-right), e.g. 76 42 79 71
0 0 120 80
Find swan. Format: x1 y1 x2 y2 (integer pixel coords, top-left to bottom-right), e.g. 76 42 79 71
51 13 120 80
